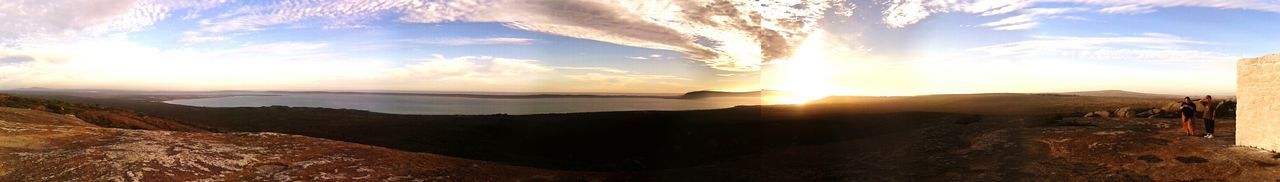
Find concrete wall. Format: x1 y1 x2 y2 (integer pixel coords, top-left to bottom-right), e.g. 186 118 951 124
1238 54 1280 151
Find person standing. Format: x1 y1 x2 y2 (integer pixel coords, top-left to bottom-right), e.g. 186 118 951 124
1180 97 1197 136
1199 95 1217 139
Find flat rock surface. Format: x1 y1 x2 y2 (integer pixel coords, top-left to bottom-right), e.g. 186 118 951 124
0 107 95 127
0 116 610 181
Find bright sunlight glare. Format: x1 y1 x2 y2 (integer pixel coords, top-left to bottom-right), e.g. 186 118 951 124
765 30 838 104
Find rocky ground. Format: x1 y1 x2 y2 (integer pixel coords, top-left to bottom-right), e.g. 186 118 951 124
1030 117 1277 181
0 107 610 181
0 92 1276 181
645 115 1280 181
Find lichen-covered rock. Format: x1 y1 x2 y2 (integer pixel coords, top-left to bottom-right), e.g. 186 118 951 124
0 114 606 181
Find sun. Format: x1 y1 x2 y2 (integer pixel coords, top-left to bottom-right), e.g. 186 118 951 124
765 30 838 104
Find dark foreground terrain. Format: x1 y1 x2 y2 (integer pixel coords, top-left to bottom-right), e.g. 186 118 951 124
0 90 1273 180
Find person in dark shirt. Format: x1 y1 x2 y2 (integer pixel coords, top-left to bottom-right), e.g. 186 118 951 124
1179 97 1197 136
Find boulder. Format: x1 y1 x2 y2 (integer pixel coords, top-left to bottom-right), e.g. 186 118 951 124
1136 108 1163 118
1217 100 1236 118
1115 107 1136 118
1092 111 1111 118
1118 107 1153 118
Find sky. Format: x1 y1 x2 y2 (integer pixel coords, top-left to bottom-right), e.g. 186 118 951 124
0 0 1277 96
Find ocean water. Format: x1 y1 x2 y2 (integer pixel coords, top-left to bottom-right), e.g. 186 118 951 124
164 93 763 115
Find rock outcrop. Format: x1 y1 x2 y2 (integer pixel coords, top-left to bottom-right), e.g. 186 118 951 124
1084 111 1112 118
1114 107 1136 118
1086 102 1234 119
0 108 603 181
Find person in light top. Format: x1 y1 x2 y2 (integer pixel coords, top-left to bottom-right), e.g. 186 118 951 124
1198 95 1218 139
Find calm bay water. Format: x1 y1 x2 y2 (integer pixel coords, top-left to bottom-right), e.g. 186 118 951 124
164 93 763 115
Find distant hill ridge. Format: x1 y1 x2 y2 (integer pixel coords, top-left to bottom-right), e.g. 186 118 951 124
1057 90 1181 99
678 90 780 99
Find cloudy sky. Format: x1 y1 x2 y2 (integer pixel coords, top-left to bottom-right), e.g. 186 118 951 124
0 0 1277 95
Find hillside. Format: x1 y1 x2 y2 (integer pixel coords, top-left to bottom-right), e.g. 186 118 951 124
0 107 609 181
811 93 1175 115
0 94 208 132
0 107 95 127
678 90 779 99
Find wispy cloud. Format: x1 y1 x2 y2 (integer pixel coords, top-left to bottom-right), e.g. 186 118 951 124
0 40 385 90
981 8 1087 31
1099 4 1157 14
0 56 34 64
403 0 845 71
553 66 630 74
967 33 1231 61
0 0 230 45
4 0 849 72
390 55 553 83
207 42 331 57
626 54 666 60
179 33 231 44
408 37 536 46
178 0 413 44
0 0 135 44
565 73 691 86
880 0 1280 28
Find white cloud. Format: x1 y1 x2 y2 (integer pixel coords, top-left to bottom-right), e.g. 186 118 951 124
179 32 231 44
882 0 934 28
880 0 1280 28
564 73 690 86
552 66 630 74
179 0 415 44
980 7 1086 31
389 55 552 83
0 0 136 44
0 40 582 91
1057 15 1091 21
5 0 851 72
207 42 331 57
847 32 1242 95
1099 4 1156 14
0 40 386 90
0 0 230 46
990 22 1040 30
401 0 846 71
408 37 536 46
966 33 1231 61
626 54 667 60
